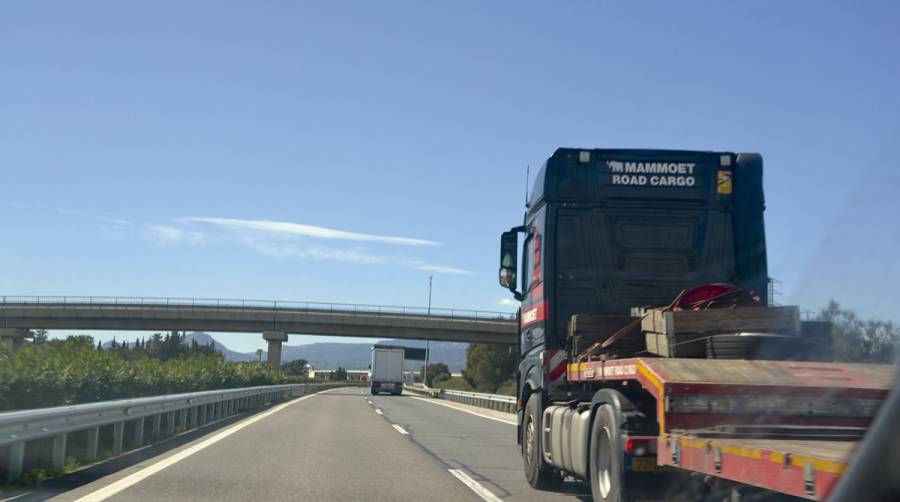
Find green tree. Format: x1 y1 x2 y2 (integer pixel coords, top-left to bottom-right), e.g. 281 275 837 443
817 301 900 363
31 329 49 345
462 343 516 393
281 359 310 377
333 367 348 381
421 362 450 387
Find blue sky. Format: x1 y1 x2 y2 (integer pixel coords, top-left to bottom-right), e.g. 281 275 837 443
2 2 898 352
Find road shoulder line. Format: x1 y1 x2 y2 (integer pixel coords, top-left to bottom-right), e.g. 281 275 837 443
72 389 337 502
408 396 516 425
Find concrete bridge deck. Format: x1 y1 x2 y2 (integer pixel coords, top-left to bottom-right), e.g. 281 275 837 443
0 297 518 346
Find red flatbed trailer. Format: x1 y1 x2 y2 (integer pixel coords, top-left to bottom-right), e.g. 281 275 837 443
567 358 897 500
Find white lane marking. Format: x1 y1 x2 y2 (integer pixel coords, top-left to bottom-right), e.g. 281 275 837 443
392 424 409 435
409 396 516 425
73 389 338 502
375 408 383 415
448 469 503 502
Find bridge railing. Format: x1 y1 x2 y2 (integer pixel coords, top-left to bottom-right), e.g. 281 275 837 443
0 296 516 321
403 384 516 413
0 383 345 484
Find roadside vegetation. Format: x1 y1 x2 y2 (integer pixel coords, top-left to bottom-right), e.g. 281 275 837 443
817 301 899 363
0 332 295 411
458 343 517 395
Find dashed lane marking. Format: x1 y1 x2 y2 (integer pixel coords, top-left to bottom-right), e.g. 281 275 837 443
392 424 409 435
448 469 503 502
375 408 383 415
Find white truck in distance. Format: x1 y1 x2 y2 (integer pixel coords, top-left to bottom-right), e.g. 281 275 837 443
370 345 404 395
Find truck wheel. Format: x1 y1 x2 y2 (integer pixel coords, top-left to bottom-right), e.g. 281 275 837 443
590 404 625 502
523 393 564 490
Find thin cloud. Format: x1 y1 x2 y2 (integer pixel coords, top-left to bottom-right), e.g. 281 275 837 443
146 225 205 245
239 236 386 265
142 217 468 275
1 201 133 226
499 298 518 306
411 263 473 275
242 237 464 272
185 217 437 246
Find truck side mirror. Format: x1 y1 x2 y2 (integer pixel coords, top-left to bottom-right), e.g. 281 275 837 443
499 231 519 293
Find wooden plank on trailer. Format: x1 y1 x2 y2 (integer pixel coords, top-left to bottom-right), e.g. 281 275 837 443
642 306 801 335
644 332 707 358
568 314 640 358
569 314 633 338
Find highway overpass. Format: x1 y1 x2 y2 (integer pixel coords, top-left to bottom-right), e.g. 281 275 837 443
0 296 518 366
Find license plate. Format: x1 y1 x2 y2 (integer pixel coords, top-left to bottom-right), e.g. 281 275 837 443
630 458 657 471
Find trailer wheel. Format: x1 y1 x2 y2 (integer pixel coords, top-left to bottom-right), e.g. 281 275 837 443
590 404 624 502
522 394 564 490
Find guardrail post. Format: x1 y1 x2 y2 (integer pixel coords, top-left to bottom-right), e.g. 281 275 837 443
112 422 125 455
133 418 145 446
190 407 198 428
86 426 100 461
199 405 207 425
6 442 25 483
167 412 177 436
152 414 162 440
51 433 67 471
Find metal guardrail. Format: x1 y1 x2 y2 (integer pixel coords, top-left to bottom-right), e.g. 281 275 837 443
0 295 516 321
403 384 516 413
0 383 344 484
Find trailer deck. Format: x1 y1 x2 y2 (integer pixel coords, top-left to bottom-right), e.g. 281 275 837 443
567 357 896 499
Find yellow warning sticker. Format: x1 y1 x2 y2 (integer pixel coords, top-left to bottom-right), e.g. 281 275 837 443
717 170 733 194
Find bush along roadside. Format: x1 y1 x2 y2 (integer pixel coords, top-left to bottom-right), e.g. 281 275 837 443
0 336 295 412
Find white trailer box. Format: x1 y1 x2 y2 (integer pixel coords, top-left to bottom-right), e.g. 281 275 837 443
370 345 405 395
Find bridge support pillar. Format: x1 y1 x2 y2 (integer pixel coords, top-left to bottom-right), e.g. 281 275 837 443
0 328 31 353
263 331 288 369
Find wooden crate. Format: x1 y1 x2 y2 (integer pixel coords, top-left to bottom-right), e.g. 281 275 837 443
642 306 801 358
568 314 641 359
642 306 801 336
644 332 708 358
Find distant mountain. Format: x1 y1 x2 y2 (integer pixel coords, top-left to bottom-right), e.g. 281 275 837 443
182 332 257 362
103 332 469 371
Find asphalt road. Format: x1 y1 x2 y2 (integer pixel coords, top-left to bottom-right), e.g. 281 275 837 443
40 387 589 502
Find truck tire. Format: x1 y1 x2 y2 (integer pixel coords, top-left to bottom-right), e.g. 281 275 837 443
523 394 564 490
590 404 625 502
